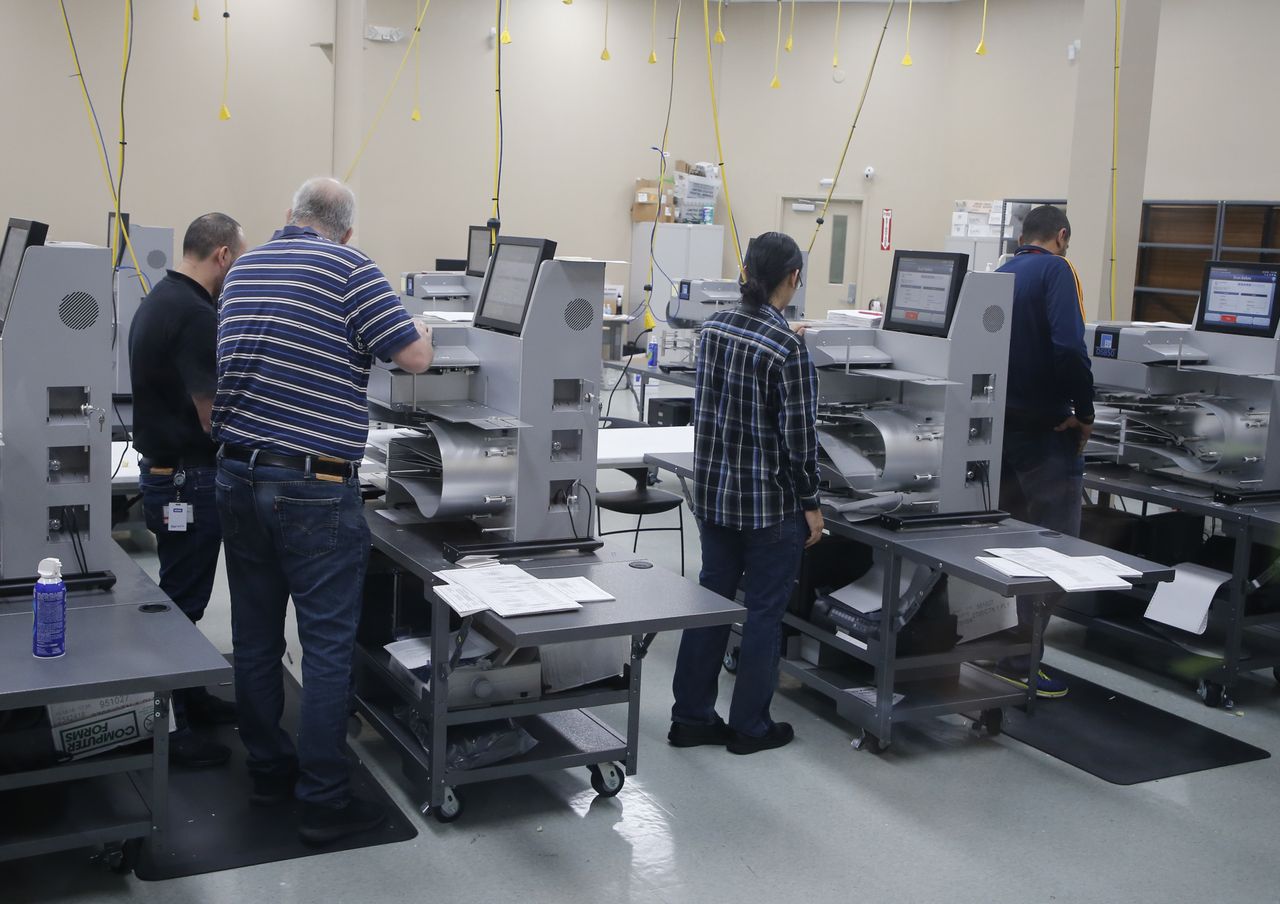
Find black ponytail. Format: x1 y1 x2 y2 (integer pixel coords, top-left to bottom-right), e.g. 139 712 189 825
738 231 803 309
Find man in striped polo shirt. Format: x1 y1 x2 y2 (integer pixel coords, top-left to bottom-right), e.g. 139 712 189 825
213 177 433 845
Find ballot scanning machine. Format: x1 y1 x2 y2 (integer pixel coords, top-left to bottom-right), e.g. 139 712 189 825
0 219 115 589
370 235 603 552
1086 260 1280 501
400 225 493 316
802 251 1015 521
655 255 808 372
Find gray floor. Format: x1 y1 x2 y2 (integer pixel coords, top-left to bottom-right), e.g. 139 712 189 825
6 393 1280 901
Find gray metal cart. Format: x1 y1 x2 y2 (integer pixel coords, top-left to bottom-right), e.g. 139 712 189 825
0 544 231 872
643 452 1174 752
355 512 741 823
1080 464 1280 708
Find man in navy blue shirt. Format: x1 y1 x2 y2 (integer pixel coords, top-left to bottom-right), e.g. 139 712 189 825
994 205 1094 698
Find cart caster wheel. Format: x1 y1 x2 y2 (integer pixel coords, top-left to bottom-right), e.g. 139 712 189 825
99 839 140 875
1197 679 1228 708
851 731 888 754
433 786 463 823
589 762 625 798
723 647 740 674
980 708 1004 736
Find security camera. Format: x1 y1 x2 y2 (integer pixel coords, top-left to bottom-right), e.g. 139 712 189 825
863 166 875 181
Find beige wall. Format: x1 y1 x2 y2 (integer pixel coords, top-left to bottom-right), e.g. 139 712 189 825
3 0 1280 306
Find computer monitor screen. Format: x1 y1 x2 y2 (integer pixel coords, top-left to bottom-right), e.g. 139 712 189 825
0 219 48 331
1194 261 1280 338
473 237 557 335
883 250 967 337
466 226 493 278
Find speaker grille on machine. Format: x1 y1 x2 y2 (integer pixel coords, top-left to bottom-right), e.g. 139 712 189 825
982 305 1005 334
564 297 594 332
147 249 168 270
59 292 100 331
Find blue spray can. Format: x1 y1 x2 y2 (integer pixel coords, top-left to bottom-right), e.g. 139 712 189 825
33 557 66 658
647 335 659 368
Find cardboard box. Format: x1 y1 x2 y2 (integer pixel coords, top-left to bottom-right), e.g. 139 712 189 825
540 637 628 693
634 178 676 206
47 694 173 760
632 202 676 223
948 580 1018 644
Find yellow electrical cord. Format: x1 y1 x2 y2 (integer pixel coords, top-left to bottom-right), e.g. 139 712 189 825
808 0 896 256
832 0 842 68
649 0 658 63
112 2 149 290
411 0 423 120
343 0 434 181
219 1 231 119
902 0 914 66
192 1 200 21
975 0 988 55
701 0 743 274
601 0 611 60
643 1 683 331
501 0 512 44
492 0 502 220
785 0 795 52
769 1 782 89
1109 0 1121 319
714 0 725 44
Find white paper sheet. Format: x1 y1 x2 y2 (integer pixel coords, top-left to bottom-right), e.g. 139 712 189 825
384 632 497 670
541 577 615 603
1143 563 1229 634
432 583 490 617
976 556 1046 579
984 547 1133 592
1077 555 1143 578
434 565 583 617
849 687 905 706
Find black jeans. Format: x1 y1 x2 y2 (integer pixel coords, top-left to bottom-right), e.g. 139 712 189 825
671 512 807 738
215 456 370 805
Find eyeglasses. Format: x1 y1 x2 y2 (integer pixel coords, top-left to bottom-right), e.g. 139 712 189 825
796 271 804 288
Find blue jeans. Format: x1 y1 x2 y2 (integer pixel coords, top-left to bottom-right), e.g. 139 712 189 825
671 512 807 738
139 464 223 624
215 457 370 805
1001 427 1085 657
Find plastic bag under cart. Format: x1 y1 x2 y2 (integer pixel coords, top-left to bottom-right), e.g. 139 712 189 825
395 708 538 771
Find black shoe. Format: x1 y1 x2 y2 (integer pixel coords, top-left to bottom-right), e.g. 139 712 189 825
169 730 231 769
250 768 299 807
297 796 387 846
726 722 795 755
668 717 731 748
183 687 239 726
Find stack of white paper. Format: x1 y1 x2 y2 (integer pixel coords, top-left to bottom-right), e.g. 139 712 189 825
541 577 616 603
434 565 582 617
982 547 1135 592
1143 563 1229 634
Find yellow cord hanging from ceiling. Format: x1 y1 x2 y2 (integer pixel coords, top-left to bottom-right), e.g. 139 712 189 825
601 0 611 60
701 0 743 274
832 0 843 68
785 0 795 52
975 0 989 55
714 0 726 44
1109 0 1121 319
770 2 782 88
343 0 433 181
809 0 896 255
492 0 502 220
411 0 423 120
643 0 683 332
901 0 914 66
192 1 200 21
219 1 231 119
649 0 658 63
500 0 512 44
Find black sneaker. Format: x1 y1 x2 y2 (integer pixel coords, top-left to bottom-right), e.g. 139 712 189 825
668 717 731 748
250 767 299 807
183 688 239 726
297 796 387 846
726 722 795 755
169 730 231 769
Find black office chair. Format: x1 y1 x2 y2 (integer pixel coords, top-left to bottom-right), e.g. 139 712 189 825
595 417 686 575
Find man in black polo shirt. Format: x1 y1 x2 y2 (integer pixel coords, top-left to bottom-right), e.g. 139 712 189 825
129 212 246 767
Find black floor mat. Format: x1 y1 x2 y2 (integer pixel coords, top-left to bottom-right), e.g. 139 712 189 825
1002 667 1270 785
135 667 417 881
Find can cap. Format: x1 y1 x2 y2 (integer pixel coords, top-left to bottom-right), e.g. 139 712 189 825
37 558 63 579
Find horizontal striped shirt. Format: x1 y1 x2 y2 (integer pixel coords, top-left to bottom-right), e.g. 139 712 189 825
693 304 821 529
212 225 419 461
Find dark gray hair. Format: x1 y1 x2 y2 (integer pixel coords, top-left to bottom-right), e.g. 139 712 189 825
182 212 243 260
289 177 356 243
